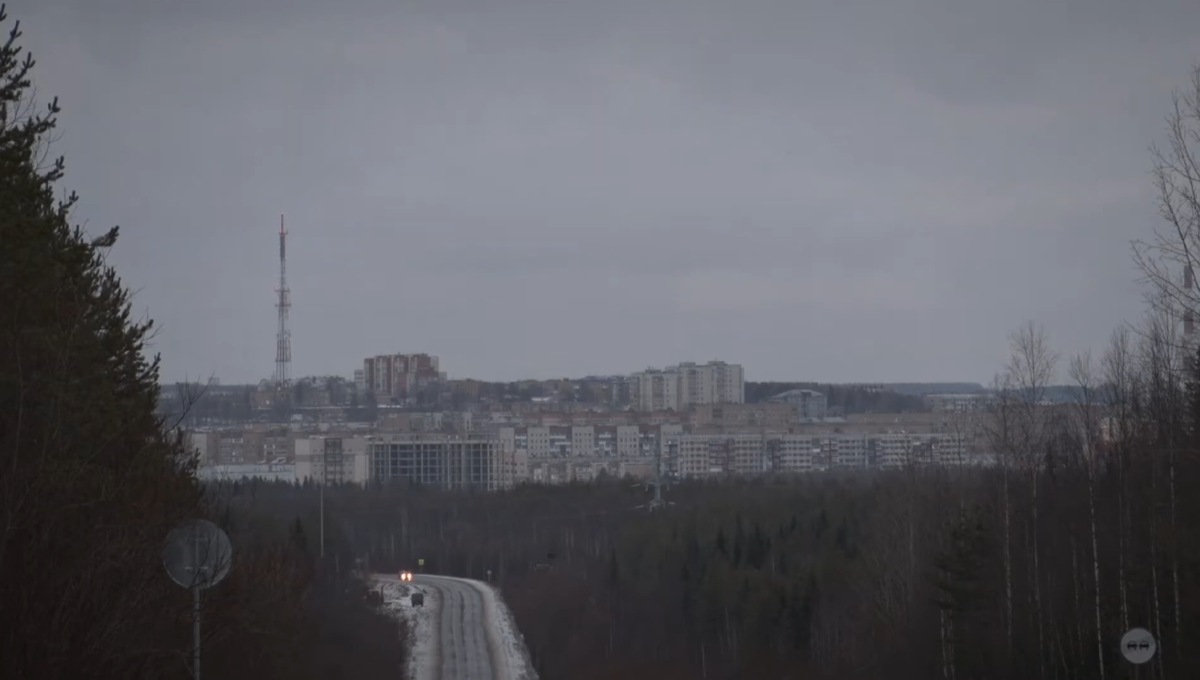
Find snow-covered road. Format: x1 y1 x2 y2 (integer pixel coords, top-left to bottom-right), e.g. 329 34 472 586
375 573 536 680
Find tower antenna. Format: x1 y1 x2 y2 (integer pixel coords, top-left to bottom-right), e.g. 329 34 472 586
274 214 292 393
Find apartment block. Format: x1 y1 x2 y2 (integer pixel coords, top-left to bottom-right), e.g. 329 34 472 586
630 369 680 411
616 425 641 459
571 426 596 458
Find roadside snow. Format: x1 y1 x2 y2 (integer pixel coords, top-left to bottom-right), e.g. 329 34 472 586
374 577 439 680
372 573 536 680
473 581 538 680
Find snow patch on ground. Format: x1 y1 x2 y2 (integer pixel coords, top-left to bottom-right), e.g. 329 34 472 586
475 581 538 680
375 577 439 680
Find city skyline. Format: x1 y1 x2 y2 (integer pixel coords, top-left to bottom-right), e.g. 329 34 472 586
21 0 1197 385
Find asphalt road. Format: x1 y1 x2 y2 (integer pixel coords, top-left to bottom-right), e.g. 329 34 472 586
418 574 500 680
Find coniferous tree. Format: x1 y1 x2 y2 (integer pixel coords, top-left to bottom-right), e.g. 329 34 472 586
0 7 201 677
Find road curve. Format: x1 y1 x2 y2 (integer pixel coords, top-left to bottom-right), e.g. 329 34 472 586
418 574 503 680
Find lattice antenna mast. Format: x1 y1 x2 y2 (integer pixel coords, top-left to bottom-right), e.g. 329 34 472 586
274 214 292 389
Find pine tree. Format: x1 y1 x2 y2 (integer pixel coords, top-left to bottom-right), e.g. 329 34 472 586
0 7 200 677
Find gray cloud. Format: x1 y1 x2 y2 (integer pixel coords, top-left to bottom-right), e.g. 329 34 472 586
14 0 1197 383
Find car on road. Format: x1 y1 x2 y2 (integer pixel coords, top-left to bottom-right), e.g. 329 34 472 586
399 570 413 582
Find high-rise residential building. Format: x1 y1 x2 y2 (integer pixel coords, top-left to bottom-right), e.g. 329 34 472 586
630 361 744 411
630 369 681 411
361 353 446 402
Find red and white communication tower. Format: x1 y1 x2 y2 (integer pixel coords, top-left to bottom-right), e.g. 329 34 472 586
274 214 292 389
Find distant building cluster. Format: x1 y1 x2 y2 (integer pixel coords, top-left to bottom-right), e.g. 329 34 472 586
186 407 994 490
355 353 446 404
179 356 1013 489
629 361 744 411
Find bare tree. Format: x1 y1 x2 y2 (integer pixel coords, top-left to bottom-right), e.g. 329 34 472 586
1132 65 1200 340
1102 327 1138 633
1131 68 1200 660
1136 308 1188 672
1005 321 1058 679
1131 84 1197 657
984 370 1018 659
1068 351 1106 680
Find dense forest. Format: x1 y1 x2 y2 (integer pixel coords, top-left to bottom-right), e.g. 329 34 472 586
0 13 405 679
231 315 1200 680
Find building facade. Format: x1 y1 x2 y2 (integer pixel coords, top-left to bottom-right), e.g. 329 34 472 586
768 389 828 420
294 436 370 484
366 433 511 491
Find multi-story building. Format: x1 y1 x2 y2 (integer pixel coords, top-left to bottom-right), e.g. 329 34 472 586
570 426 595 458
262 431 294 462
294 436 370 484
361 353 446 403
366 433 511 491
218 431 246 465
185 431 219 465
677 433 816 476
525 426 552 458
630 360 744 411
630 369 681 411
616 425 641 459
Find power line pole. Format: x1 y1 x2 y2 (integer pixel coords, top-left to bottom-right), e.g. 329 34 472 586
645 439 675 512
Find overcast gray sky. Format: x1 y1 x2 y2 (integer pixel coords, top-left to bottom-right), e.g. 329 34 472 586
16 0 1198 384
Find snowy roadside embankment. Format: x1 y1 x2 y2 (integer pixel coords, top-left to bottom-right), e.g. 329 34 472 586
472 580 538 680
375 578 439 680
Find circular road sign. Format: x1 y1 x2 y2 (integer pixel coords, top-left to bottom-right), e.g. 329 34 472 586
1119 627 1157 665
163 519 233 590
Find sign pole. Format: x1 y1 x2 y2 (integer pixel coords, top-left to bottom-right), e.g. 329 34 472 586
193 523 201 680
193 585 201 680
164 519 232 680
